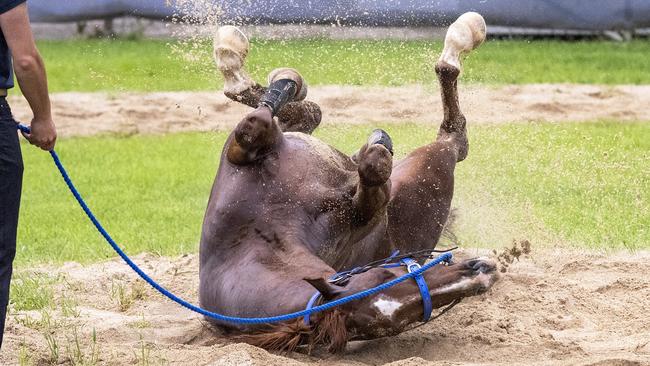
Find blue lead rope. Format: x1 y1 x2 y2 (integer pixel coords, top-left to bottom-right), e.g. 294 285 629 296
16 123 451 325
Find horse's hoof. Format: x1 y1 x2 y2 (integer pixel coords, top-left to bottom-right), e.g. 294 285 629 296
214 26 254 94
367 129 394 156
454 12 487 51
438 12 486 71
214 25 249 70
267 67 308 102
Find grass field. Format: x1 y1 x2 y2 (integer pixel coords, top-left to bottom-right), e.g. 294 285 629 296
15 122 649 267
30 38 650 93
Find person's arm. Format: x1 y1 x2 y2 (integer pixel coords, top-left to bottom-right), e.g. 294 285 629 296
0 2 56 150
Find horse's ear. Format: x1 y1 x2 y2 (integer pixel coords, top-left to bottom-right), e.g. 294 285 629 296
304 277 342 300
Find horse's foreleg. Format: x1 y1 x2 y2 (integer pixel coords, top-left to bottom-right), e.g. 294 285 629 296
387 13 486 252
225 70 303 165
353 130 393 225
214 26 322 134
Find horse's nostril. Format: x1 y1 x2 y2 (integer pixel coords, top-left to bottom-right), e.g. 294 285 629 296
475 261 495 274
467 258 496 274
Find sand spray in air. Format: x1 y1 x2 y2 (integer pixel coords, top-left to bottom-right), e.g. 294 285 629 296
165 0 224 78
162 0 443 88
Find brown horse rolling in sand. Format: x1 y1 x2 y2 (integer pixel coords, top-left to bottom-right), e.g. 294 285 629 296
199 12 498 352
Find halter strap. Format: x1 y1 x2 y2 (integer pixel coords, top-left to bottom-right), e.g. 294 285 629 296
401 257 433 322
303 291 322 325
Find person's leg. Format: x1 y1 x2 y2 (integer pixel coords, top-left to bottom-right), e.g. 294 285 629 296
0 98 23 349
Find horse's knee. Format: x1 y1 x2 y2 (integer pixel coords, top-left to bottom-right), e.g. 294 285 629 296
235 107 275 146
357 129 393 187
436 132 468 162
227 106 282 164
358 144 392 187
351 130 393 225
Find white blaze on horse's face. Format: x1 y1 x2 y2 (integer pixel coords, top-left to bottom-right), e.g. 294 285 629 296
430 257 497 296
430 277 476 296
372 296 403 318
439 11 487 71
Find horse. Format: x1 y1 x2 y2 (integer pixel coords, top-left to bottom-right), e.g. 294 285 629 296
199 12 498 353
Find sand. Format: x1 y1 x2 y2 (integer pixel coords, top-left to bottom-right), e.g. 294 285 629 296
2 246 649 365
7 84 650 137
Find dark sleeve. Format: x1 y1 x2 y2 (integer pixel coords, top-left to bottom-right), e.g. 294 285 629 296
0 0 26 15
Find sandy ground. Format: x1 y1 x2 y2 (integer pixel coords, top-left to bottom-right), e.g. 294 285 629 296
2 247 650 366
7 84 650 137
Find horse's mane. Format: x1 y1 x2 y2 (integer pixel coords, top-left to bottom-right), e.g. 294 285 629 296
311 309 348 352
239 309 348 353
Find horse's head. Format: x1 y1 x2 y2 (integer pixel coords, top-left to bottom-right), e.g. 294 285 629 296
305 256 498 351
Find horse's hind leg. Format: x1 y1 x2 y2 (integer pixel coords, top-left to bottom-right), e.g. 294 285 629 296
435 12 486 162
214 26 322 134
387 13 486 253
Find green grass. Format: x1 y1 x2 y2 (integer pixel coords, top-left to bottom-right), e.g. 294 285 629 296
456 122 650 249
15 122 649 266
9 272 57 311
29 38 650 93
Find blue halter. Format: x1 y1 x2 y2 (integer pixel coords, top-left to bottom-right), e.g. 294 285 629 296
400 257 433 322
304 256 433 325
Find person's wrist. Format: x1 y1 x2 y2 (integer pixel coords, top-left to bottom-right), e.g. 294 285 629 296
31 114 53 124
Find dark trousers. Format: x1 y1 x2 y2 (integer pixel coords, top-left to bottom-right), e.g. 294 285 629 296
0 97 22 349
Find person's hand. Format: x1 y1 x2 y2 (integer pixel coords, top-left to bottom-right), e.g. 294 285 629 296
22 117 57 151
